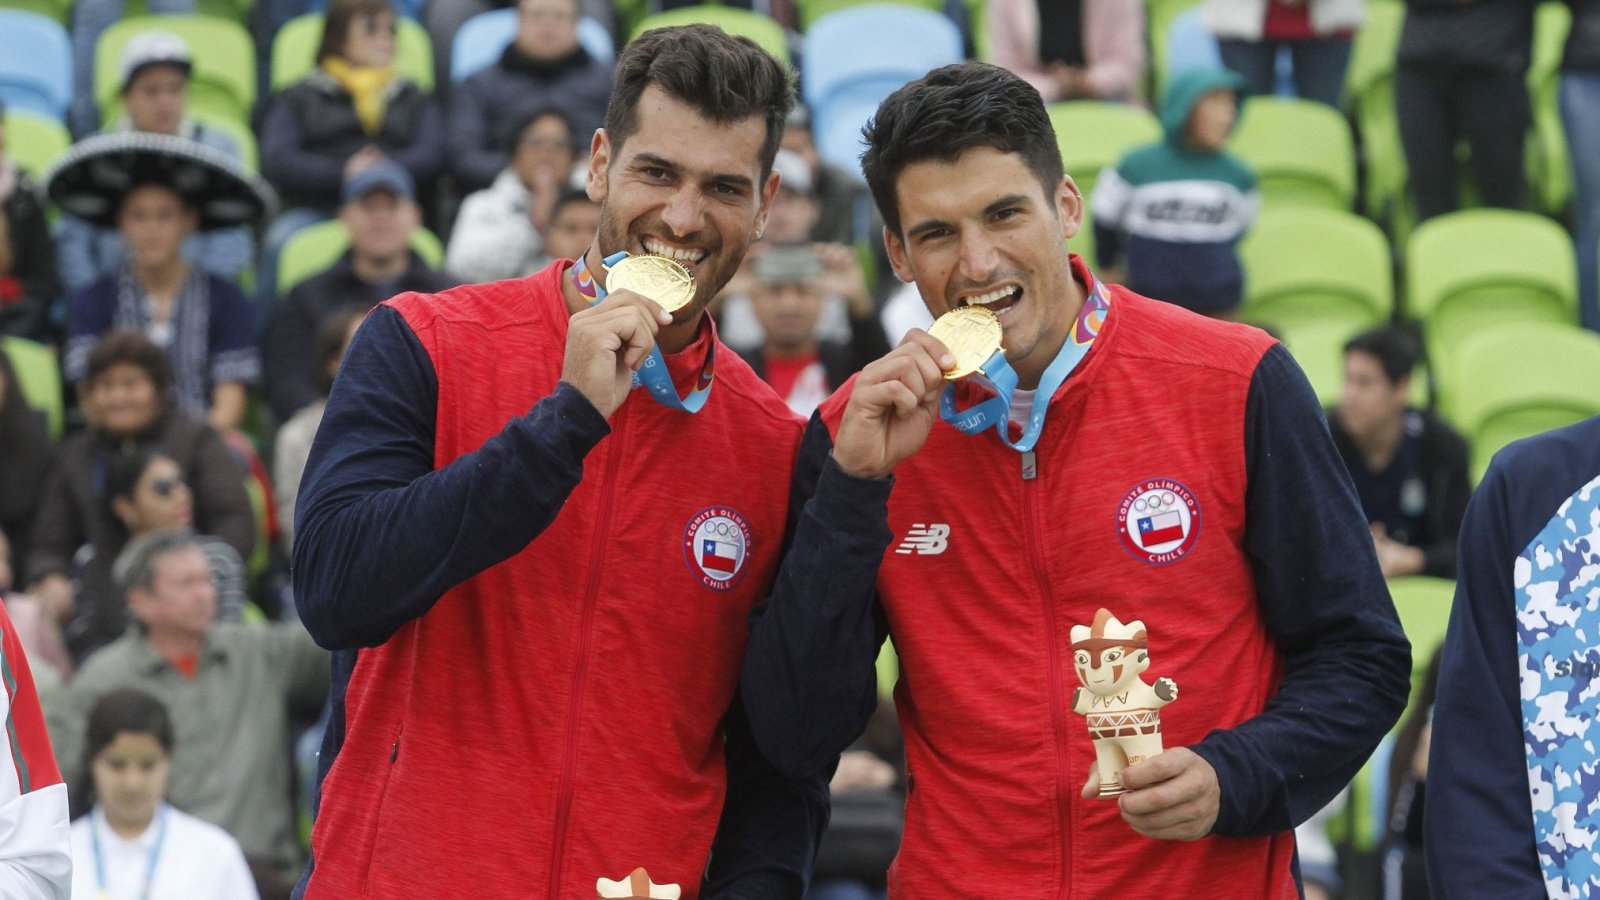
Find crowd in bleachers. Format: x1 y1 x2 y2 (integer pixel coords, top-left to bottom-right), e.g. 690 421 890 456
1 0 1599 896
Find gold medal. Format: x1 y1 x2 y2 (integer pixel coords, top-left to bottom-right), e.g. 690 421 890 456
604 254 697 313
927 306 1003 380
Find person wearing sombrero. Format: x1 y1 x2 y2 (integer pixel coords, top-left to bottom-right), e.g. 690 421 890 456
47 131 272 434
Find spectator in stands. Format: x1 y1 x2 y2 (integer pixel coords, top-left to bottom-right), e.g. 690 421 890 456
51 530 327 898
0 100 61 345
24 332 254 661
1563 0 1600 332
1092 66 1259 317
69 688 258 900
0 351 52 569
273 307 363 549
780 104 871 248
986 0 1146 104
743 244 889 418
1425 416 1600 898
263 161 455 421
104 449 247 622
67 0 197 137
57 32 253 297
1327 327 1470 579
425 0 615 98
447 0 613 193
63 176 259 432
540 187 600 262
446 108 579 283
260 0 445 303
1203 0 1362 107
1396 0 1533 222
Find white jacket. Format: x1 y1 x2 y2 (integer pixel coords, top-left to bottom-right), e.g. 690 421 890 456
1203 0 1365 40
444 169 547 285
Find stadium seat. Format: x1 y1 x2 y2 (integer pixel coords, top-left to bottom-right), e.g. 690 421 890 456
3 107 70 176
1161 6 1221 95
1405 208 1576 358
452 10 613 82
803 4 962 176
1387 576 1454 689
1 336 63 438
631 6 790 65
194 111 259 172
1344 0 1404 217
276 219 444 297
1275 320 1356 409
0 10 72 120
796 0 944 29
1238 207 1393 333
1048 101 1162 201
0 0 69 23
97 16 255 126
270 12 434 94
1228 96 1355 211
1440 322 1600 482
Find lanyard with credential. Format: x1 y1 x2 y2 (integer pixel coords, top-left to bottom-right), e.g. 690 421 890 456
92 804 168 900
939 277 1110 452
572 251 716 413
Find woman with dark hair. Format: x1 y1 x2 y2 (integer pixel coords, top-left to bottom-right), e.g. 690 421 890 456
0 350 52 566
445 107 579 283
24 330 254 660
69 688 257 899
259 0 444 279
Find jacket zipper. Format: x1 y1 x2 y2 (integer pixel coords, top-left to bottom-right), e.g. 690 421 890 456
546 405 629 896
1022 453 1073 899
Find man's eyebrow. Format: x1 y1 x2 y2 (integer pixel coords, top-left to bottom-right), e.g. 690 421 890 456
632 152 755 190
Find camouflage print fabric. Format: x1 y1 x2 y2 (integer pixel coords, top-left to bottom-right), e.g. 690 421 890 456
1517 473 1600 899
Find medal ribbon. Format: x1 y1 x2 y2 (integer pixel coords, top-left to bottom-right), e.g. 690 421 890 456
939 277 1111 452
572 251 715 413
92 804 168 900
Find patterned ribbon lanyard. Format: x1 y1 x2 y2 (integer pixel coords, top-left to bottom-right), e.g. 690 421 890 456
573 251 716 413
939 277 1111 452
92 804 168 900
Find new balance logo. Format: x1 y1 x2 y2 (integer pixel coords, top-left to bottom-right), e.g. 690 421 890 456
896 523 950 555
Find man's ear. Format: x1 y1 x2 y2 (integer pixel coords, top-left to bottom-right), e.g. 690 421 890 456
1055 175 1083 241
585 128 611 204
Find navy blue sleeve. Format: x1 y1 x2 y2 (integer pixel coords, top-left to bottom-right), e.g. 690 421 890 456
1423 449 1549 897
703 690 833 899
741 414 895 779
1190 343 1413 837
291 303 611 649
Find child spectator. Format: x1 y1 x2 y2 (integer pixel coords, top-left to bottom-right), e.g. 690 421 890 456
69 688 258 900
1091 66 1259 317
540 188 600 263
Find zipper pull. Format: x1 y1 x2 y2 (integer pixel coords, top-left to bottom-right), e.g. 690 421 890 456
1021 449 1037 481
390 736 401 763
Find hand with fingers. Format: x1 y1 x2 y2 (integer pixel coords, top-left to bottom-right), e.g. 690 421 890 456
831 330 956 480
561 290 674 418
1081 747 1221 841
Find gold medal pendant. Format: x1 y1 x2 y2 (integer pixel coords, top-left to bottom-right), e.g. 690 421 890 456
927 306 1004 380
604 254 697 313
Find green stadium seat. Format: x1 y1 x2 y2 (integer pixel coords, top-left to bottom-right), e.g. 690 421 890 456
0 0 69 23
1238 207 1393 333
630 6 792 66
1387 575 1454 691
3 108 70 176
1049 100 1162 201
96 16 256 127
276 219 444 297
1275 320 1356 409
1346 0 1405 221
270 13 434 94
1440 322 1600 482
193 111 258 172
1146 0 1202 102
1405 208 1576 360
1229 97 1356 211
1 336 63 437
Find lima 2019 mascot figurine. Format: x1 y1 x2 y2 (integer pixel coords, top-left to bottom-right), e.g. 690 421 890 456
597 868 680 899
1070 608 1178 798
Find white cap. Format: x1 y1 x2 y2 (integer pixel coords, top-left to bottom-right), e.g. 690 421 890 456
771 148 813 196
119 31 193 92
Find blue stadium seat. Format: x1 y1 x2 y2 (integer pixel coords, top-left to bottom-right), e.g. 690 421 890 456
802 4 961 177
0 10 72 120
1164 6 1221 85
451 9 614 83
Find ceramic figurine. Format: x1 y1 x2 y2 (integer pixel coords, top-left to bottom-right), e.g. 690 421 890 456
597 867 682 899
1069 608 1178 797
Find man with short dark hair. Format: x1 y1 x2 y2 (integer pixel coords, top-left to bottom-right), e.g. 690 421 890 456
295 25 825 898
742 61 1410 896
1328 326 1471 579
51 530 327 894
263 161 455 421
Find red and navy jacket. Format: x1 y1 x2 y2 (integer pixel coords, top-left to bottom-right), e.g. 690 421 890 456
291 261 826 899
742 259 1411 897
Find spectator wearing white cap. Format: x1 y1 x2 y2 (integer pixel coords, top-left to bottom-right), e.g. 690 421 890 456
57 32 253 298
70 4 201 137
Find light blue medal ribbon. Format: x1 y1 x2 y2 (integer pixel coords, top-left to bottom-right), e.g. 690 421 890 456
573 251 716 414
939 278 1111 452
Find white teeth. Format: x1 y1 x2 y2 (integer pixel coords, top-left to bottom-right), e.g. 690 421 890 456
964 286 1018 307
642 239 704 264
